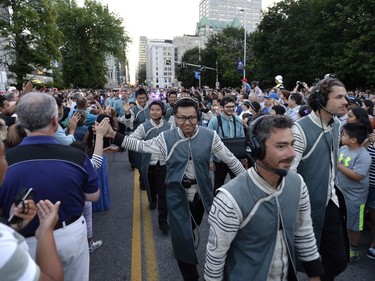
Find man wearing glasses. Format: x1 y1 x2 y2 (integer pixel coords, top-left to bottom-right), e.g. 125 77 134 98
208 96 245 192
106 97 245 281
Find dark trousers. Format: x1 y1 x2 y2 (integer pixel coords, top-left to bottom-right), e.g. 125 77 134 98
177 195 204 281
320 200 348 281
213 161 236 192
148 164 167 218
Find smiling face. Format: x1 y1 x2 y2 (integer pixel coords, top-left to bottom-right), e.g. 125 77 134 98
222 101 235 117
175 106 198 137
136 94 147 107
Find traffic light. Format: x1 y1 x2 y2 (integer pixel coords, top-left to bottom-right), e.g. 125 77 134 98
200 65 206 72
181 62 187 68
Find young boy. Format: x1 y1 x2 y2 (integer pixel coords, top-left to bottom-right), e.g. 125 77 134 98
337 122 372 263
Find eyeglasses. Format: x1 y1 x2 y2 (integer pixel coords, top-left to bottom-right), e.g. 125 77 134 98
175 115 198 123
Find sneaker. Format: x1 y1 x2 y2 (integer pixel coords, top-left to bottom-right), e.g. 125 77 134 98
367 247 375 260
350 248 360 263
89 240 103 253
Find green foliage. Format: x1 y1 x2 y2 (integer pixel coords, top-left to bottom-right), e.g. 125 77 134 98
177 27 248 88
177 47 201 88
251 0 375 89
137 64 146 85
0 0 61 89
56 0 130 88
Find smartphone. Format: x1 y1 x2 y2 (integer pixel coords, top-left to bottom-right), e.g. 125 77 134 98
8 188 36 225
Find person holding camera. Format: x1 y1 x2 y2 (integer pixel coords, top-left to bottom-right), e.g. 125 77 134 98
205 115 324 281
104 97 245 281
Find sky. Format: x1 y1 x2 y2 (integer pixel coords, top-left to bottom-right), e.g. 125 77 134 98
77 0 281 83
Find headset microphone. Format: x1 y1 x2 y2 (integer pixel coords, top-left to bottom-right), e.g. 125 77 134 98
246 150 288 177
319 103 336 116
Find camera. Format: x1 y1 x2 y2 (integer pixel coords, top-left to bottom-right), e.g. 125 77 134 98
8 188 36 225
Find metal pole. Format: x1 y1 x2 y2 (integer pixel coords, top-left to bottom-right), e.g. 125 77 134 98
243 7 246 79
216 60 219 88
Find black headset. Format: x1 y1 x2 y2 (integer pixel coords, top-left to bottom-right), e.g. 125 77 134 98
172 97 200 121
246 115 269 160
314 79 328 108
148 100 166 116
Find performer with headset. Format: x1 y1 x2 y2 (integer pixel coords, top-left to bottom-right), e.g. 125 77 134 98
291 77 349 281
104 97 245 281
205 114 324 281
128 100 171 233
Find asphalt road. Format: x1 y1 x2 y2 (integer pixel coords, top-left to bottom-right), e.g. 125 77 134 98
90 152 375 281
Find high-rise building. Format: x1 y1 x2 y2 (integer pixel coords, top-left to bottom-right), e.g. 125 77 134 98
138 36 147 69
173 35 202 65
197 0 261 37
146 39 174 88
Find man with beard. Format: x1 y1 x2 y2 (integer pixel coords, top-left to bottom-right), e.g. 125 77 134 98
205 115 324 281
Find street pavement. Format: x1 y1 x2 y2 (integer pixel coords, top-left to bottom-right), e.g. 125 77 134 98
90 152 375 281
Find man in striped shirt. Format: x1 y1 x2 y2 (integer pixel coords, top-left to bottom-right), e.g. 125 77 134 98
291 78 349 280
205 115 324 281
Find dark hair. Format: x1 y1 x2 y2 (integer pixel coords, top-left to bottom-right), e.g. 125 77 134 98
135 88 147 98
168 90 177 98
251 115 294 144
0 95 7 108
350 107 373 135
173 97 199 117
290 93 303 105
308 78 345 111
148 100 165 115
219 96 236 107
362 99 374 116
271 105 286 115
342 122 368 144
54 97 63 108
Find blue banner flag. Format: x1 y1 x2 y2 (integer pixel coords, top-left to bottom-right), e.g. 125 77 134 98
237 59 244 74
194 71 201 80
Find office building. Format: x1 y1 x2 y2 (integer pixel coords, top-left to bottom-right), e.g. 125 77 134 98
197 0 262 37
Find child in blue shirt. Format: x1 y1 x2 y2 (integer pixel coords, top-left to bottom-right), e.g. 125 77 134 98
337 122 372 263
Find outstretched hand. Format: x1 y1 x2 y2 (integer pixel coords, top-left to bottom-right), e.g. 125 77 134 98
94 117 110 137
35 200 60 239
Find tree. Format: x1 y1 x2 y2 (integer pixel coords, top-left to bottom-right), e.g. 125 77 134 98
137 63 146 86
56 0 130 88
251 0 375 89
204 26 248 88
176 47 201 88
0 0 61 89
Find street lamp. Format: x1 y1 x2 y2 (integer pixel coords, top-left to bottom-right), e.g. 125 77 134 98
240 8 246 79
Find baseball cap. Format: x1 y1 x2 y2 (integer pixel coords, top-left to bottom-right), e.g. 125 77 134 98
243 99 251 107
347 96 362 107
275 75 283 83
265 93 280 100
241 78 248 83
